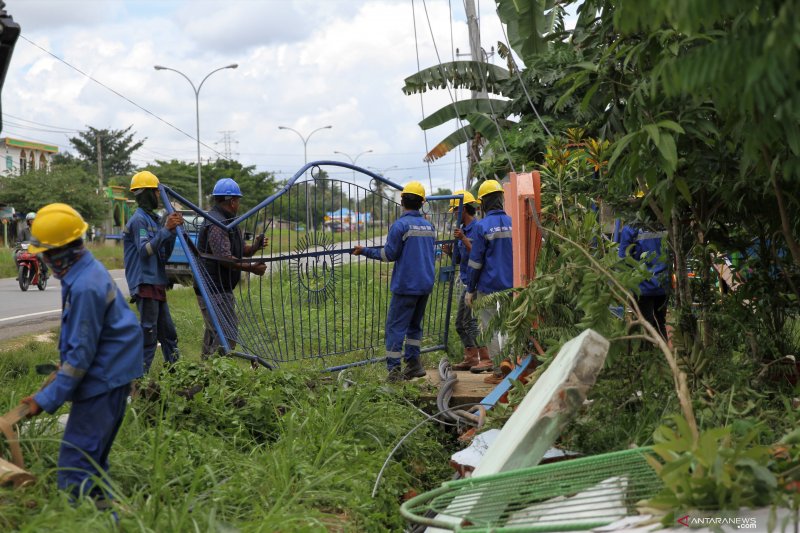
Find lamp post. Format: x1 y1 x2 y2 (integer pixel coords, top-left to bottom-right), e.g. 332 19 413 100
154 63 238 207
278 125 332 230
278 125 332 177
333 149 373 181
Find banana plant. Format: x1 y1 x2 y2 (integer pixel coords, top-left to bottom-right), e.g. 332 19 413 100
402 0 561 164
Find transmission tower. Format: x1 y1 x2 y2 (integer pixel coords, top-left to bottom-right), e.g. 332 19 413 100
215 130 239 160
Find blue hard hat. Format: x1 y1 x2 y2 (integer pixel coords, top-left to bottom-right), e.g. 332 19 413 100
212 178 242 197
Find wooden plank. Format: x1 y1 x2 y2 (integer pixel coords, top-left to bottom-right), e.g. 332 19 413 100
419 369 497 405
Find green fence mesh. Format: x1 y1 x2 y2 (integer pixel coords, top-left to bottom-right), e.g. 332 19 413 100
401 447 663 532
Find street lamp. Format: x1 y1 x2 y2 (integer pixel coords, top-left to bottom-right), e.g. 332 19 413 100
278 125 332 176
333 149 373 181
278 125 332 230
154 63 238 207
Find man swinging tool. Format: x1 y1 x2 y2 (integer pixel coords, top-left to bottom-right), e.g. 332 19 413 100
123 170 183 373
20 203 143 507
352 181 436 382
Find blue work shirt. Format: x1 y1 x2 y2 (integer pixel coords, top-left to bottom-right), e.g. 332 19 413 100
123 207 176 295
467 209 513 294
618 225 668 296
362 210 435 295
452 218 478 285
35 251 144 413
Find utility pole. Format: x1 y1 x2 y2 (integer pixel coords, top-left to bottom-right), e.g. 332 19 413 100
464 0 484 191
96 135 104 192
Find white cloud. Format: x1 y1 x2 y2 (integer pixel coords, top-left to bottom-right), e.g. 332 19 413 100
2 0 517 193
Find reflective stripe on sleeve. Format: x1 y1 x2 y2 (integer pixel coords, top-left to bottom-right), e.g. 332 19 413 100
380 248 388 261
60 362 87 379
145 242 155 256
468 260 483 270
636 231 667 241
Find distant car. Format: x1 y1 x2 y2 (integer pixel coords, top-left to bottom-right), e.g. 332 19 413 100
165 211 204 287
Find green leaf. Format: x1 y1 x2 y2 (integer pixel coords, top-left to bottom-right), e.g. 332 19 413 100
656 133 678 175
644 124 661 147
656 120 685 134
674 178 692 203
608 132 638 169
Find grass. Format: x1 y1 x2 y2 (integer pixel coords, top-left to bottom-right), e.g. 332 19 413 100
0 272 461 531
0 242 124 278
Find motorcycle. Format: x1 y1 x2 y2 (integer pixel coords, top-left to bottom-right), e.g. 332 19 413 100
14 243 47 292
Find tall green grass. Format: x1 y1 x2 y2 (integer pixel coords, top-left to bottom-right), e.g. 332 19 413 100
0 281 456 531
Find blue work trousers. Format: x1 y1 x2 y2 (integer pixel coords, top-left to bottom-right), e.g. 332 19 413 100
385 293 429 370
57 384 130 501
137 297 179 373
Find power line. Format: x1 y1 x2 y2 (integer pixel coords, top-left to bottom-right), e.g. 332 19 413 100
3 113 80 132
19 35 230 161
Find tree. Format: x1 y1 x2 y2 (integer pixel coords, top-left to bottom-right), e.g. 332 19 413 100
0 161 107 224
68 125 145 179
142 158 279 213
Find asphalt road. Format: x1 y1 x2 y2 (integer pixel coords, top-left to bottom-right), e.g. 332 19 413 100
0 269 128 342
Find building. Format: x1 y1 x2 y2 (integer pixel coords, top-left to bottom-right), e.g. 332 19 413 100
0 137 58 176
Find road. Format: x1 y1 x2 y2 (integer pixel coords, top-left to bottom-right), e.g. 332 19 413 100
0 269 128 342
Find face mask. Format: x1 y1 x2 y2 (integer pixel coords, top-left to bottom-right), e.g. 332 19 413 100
136 189 159 212
41 246 85 279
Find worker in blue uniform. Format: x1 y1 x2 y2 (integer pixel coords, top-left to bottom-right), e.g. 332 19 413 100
465 179 514 377
352 181 436 382
123 170 183 373
442 190 491 371
21 203 143 507
618 221 670 339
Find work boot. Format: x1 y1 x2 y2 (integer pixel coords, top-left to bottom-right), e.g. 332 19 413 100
403 357 427 380
386 367 404 383
453 347 480 371
470 347 494 373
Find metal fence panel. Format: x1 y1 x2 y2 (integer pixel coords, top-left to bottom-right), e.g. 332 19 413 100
161 161 462 370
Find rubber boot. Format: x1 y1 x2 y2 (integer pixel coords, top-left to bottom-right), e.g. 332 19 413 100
470 347 494 373
403 357 426 380
453 347 479 371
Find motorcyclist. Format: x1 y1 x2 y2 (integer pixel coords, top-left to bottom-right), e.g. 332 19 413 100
15 211 49 279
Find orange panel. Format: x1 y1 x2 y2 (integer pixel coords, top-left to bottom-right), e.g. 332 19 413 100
504 172 543 287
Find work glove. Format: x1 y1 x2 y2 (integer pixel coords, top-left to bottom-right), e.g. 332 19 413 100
21 396 42 418
465 292 476 307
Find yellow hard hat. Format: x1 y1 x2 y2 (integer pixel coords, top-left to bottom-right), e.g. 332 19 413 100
28 203 89 254
402 181 426 200
477 179 504 199
130 170 160 191
448 190 480 212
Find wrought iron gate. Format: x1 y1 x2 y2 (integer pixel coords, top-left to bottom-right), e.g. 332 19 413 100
161 161 464 371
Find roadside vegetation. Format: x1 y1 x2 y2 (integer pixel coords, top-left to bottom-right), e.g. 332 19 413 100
0 287 455 531
0 242 124 279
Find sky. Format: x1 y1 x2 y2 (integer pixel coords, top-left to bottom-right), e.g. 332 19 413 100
2 0 525 195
